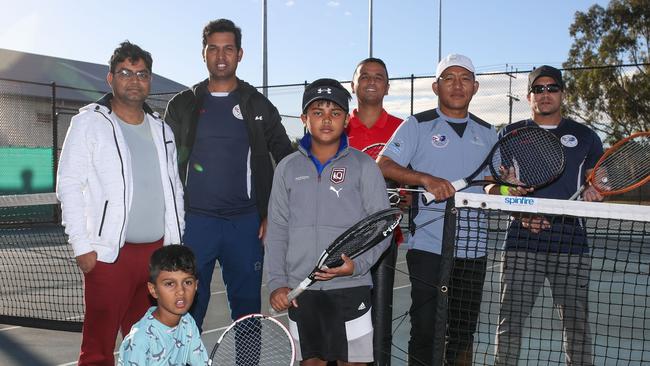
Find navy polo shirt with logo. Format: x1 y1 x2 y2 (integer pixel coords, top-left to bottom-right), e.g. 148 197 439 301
186 92 256 217
500 118 604 253
381 108 497 257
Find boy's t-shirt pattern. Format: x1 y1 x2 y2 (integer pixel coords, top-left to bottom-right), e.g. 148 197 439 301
118 307 209 366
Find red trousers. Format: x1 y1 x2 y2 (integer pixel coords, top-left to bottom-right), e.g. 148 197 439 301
78 239 163 366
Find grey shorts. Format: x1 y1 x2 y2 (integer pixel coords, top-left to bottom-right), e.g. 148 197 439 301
288 286 373 362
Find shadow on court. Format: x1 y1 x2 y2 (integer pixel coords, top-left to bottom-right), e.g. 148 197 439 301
0 330 51 366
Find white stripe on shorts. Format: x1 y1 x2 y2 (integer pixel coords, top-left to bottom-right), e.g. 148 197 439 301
345 307 373 340
346 308 374 362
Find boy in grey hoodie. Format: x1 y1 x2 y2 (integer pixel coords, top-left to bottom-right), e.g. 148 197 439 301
265 78 391 365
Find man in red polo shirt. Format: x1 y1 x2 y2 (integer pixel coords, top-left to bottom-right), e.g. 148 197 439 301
346 57 404 366
347 58 403 155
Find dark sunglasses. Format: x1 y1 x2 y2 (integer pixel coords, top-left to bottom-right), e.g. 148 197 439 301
530 84 562 94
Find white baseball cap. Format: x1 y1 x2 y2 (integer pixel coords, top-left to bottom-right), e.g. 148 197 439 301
435 54 475 78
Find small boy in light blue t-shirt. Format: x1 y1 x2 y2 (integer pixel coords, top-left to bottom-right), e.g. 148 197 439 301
118 245 209 365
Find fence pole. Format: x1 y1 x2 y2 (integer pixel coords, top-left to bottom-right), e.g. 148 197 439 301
506 65 519 125
410 74 414 116
303 80 308 136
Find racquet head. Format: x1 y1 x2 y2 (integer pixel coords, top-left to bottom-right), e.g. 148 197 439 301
313 207 402 272
209 314 295 366
589 132 650 196
490 126 566 188
361 143 386 160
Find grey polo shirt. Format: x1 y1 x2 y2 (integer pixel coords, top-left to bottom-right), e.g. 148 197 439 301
381 108 497 257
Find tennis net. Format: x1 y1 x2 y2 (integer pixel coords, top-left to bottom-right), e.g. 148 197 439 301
0 192 83 332
428 192 650 366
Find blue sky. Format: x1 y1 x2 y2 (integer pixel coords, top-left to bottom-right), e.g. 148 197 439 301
0 0 608 137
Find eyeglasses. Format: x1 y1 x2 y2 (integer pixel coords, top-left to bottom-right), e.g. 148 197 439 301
114 69 151 81
530 84 561 94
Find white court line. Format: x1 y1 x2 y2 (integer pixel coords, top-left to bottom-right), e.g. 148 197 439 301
57 359 88 366
0 326 21 332
200 323 231 335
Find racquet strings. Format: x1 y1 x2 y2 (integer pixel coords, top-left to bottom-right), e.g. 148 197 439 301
591 134 650 193
211 316 293 365
320 210 400 269
491 127 565 188
361 143 386 160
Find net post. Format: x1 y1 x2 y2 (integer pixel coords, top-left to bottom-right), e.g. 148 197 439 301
432 197 458 364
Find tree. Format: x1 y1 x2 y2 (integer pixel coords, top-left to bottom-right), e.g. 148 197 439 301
563 0 649 143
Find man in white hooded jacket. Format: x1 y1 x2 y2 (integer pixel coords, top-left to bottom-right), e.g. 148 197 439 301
56 41 184 366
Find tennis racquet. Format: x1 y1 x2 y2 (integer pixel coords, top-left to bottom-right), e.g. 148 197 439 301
283 207 402 304
422 126 566 204
569 131 650 200
361 142 387 160
209 313 295 365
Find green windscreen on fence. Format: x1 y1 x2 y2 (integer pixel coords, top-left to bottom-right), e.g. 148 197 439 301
0 147 54 194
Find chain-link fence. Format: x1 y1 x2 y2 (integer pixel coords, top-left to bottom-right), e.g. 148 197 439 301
1 64 647 200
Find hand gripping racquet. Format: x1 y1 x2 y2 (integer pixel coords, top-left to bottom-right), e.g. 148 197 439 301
422 126 566 204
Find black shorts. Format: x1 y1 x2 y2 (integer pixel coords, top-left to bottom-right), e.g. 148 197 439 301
288 286 373 362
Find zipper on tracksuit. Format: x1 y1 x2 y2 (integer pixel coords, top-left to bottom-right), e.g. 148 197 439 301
95 110 127 245
98 200 108 236
315 171 322 288
314 152 348 278
168 176 182 243
162 122 183 243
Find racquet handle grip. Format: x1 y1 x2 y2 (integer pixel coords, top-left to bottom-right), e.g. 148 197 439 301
286 288 302 303
268 278 311 315
286 278 310 302
269 289 302 316
421 179 468 204
422 192 435 204
569 185 585 201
